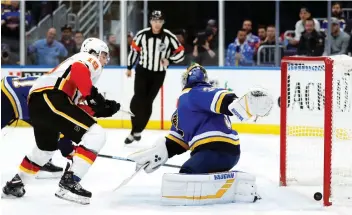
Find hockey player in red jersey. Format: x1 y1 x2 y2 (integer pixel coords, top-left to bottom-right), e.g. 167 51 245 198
2 38 120 205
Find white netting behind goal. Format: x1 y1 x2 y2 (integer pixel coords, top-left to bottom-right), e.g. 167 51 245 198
283 55 352 204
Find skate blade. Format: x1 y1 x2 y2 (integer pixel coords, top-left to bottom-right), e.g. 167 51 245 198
1 190 25 199
35 171 62 179
55 187 90 205
1 192 21 199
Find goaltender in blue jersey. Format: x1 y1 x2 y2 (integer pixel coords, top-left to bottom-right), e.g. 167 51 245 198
165 67 240 173
128 63 250 174
128 63 273 174
128 63 273 205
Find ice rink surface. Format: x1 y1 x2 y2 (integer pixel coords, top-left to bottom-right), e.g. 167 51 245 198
1 127 351 215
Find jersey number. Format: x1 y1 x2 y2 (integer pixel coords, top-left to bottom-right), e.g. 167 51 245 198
12 78 35 88
88 58 99 70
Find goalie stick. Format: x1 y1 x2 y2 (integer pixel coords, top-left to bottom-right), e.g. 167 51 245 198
97 154 181 168
113 162 149 191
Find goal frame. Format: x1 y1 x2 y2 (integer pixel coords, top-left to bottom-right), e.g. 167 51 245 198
280 56 334 206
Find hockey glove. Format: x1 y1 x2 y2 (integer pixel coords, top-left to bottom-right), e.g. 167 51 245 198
228 88 273 122
94 99 120 118
86 86 106 112
127 137 169 174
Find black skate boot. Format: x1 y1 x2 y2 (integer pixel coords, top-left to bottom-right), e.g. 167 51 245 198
124 132 141 144
55 163 91 205
2 174 26 198
36 159 63 179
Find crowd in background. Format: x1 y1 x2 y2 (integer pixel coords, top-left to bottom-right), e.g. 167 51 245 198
2 1 352 67
189 2 352 66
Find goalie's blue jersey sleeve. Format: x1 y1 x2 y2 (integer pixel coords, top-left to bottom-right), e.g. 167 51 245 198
1 76 38 122
165 83 240 157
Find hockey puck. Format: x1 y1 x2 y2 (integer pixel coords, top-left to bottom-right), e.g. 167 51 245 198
314 192 322 201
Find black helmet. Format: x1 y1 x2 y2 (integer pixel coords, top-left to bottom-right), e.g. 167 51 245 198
150 10 164 21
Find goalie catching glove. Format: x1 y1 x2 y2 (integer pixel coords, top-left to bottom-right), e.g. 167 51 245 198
86 86 120 117
127 137 169 173
229 88 273 122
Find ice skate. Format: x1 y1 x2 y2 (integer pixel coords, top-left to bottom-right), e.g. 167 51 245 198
55 163 91 205
2 174 26 198
124 132 141 144
36 159 63 179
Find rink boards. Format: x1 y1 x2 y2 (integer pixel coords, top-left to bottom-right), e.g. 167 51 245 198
2 65 340 135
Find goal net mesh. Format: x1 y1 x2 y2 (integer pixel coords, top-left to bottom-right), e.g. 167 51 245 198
283 55 352 204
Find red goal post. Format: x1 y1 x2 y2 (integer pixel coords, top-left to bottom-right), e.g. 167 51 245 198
280 55 352 206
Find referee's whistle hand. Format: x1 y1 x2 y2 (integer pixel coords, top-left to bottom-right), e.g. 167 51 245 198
126 69 132 78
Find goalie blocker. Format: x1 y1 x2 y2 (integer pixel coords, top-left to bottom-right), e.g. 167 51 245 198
161 171 258 206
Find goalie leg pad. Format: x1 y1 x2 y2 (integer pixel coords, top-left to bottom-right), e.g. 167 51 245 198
161 171 258 206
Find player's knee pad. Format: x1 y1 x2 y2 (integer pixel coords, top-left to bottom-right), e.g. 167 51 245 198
161 171 259 206
81 123 106 152
27 145 55 167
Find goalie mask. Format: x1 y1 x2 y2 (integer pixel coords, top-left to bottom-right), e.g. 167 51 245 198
182 63 208 88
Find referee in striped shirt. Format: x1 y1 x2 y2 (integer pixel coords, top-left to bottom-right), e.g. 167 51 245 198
125 10 185 144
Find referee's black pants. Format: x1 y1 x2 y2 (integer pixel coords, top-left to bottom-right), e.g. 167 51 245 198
130 65 166 134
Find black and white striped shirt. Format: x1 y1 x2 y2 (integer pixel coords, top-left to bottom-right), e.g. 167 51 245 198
127 27 185 72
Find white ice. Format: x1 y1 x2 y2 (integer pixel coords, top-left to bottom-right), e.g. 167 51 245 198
1 127 351 215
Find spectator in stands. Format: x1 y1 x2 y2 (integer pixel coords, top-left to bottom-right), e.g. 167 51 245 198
242 19 260 49
323 18 350 56
254 25 266 53
207 19 218 62
257 25 267 43
341 3 352 36
322 2 346 32
254 25 283 64
1 44 19 65
73 31 84 54
1 1 32 52
28 28 68 66
60 25 76 57
127 31 134 53
297 18 325 56
226 29 254 66
289 7 320 46
192 27 217 66
174 29 193 66
107 34 120 65
207 19 218 43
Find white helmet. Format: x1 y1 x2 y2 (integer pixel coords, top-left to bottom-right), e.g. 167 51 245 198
80 37 109 59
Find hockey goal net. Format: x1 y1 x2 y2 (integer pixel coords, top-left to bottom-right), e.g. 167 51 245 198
280 55 352 206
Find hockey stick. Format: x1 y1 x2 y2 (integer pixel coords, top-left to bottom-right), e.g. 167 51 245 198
120 109 135 117
101 92 135 117
113 162 149 191
97 154 181 169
